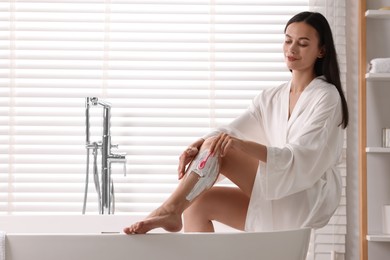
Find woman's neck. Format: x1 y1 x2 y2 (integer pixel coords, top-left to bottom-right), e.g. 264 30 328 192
290 71 316 94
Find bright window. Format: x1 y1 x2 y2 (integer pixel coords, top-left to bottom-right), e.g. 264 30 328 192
1 0 311 215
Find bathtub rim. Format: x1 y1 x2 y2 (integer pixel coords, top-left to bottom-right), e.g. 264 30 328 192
0 214 238 234
5 227 312 260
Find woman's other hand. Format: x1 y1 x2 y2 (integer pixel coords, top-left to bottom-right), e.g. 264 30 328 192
177 139 204 180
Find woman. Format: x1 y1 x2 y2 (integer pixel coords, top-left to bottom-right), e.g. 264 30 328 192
124 11 349 234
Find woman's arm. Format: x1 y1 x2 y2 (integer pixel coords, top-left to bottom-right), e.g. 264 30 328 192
209 133 267 163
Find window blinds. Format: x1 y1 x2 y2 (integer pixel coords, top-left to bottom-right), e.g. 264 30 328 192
1 0 310 215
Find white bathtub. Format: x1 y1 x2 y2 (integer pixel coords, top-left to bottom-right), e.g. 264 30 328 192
1 215 311 260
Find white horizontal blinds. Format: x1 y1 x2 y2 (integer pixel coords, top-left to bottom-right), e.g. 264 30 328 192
1 0 309 215
308 1 347 260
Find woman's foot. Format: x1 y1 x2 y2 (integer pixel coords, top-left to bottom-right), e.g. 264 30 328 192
123 206 183 234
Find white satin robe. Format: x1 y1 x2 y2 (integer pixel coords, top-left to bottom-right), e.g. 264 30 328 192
203 77 343 231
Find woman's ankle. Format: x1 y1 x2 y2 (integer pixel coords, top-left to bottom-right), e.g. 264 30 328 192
159 201 186 216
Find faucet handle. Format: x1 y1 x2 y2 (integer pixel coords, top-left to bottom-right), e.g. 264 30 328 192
109 153 127 176
90 97 99 105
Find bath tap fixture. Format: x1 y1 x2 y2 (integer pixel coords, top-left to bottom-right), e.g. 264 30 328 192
83 97 126 214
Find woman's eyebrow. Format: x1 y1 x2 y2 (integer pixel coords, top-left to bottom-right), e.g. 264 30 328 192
285 34 311 41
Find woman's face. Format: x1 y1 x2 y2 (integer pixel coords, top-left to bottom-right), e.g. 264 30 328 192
283 22 324 74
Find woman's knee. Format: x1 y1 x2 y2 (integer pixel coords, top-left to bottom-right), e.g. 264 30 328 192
197 136 257 197
199 137 215 150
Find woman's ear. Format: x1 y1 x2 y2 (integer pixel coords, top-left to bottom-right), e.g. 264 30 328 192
318 47 326 58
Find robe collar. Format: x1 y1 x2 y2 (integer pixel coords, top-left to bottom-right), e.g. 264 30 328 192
284 76 323 129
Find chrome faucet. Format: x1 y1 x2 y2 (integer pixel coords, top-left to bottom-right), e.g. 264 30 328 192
83 97 126 214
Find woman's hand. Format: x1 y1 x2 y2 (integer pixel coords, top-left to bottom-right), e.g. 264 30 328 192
177 139 204 180
211 133 268 163
210 133 243 157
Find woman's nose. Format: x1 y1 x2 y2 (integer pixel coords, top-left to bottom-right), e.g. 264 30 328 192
289 44 297 54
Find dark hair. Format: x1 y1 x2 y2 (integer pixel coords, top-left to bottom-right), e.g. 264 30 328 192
284 11 349 128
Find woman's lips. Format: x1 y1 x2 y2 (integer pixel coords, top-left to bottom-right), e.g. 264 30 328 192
287 56 298 62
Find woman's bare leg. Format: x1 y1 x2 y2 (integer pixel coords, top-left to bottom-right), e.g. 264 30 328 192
123 170 200 234
183 146 258 232
123 139 215 234
123 138 258 234
184 186 250 232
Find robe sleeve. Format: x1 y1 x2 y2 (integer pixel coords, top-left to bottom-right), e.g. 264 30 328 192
202 93 264 142
259 90 342 200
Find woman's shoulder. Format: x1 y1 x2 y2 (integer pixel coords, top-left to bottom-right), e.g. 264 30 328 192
310 77 340 103
259 81 289 98
253 82 289 107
